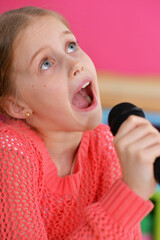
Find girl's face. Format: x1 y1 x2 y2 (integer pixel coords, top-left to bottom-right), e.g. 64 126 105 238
12 16 102 132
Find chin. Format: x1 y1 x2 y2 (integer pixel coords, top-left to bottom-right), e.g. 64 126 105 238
81 107 103 132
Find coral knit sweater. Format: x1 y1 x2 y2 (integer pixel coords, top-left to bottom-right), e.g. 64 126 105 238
0 119 153 240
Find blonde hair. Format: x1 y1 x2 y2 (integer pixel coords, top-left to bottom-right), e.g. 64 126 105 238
0 6 69 114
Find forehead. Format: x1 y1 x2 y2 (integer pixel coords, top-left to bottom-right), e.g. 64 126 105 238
16 15 69 45
12 16 70 70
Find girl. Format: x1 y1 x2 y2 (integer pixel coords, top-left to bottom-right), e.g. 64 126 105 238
0 6 159 239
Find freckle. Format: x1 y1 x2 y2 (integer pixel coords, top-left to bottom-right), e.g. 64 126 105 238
32 85 34 88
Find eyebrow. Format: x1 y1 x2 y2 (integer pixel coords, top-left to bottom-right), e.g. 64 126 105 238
60 30 73 36
30 30 74 65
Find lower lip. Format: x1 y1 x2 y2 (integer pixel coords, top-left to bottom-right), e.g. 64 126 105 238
72 96 98 112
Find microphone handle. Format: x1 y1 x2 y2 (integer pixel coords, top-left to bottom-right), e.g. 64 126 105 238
154 157 160 184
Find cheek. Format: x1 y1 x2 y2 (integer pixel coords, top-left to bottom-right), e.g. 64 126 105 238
32 83 67 104
84 54 97 74
84 55 98 82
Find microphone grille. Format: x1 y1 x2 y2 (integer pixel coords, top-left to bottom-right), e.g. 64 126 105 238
108 102 145 136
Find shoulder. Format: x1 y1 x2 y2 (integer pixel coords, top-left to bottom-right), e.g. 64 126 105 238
87 123 120 166
81 123 115 162
0 119 27 144
0 119 41 156
0 119 49 169
89 123 114 146
90 125 122 181
0 120 44 178
0 120 44 199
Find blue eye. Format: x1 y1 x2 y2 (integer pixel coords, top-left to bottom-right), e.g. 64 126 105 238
40 59 52 70
67 42 77 53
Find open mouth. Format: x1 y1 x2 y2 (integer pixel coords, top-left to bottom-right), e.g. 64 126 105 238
72 81 95 110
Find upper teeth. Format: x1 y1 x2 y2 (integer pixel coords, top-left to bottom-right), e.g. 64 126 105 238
81 82 90 89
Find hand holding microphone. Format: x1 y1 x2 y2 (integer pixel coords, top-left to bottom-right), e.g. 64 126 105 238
108 102 160 200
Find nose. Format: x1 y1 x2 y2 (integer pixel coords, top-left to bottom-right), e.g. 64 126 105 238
73 66 84 77
68 60 84 78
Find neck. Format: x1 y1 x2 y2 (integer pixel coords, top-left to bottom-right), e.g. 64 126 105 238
39 130 83 177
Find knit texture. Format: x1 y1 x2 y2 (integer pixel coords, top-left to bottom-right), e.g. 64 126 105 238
0 118 153 240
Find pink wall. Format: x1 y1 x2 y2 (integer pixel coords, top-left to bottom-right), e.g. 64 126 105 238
1 0 160 75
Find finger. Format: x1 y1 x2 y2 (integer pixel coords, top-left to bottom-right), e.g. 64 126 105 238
114 115 155 141
137 143 160 164
114 125 160 152
122 133 160 162
133 132 160 151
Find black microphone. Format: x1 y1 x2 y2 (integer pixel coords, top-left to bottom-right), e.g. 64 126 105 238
108 102 160 184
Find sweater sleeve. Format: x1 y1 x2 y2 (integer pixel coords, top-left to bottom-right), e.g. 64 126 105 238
68 125 153 239
0 129 48 240
69 179 153 240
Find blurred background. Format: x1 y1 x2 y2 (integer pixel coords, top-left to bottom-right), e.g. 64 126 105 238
1 1 160 239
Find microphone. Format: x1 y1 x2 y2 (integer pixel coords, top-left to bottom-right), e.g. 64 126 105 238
108 102 160 184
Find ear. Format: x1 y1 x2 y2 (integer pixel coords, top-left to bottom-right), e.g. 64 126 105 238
4 97 32 119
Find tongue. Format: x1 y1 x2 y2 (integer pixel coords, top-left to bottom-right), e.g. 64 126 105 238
72 89 91 109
